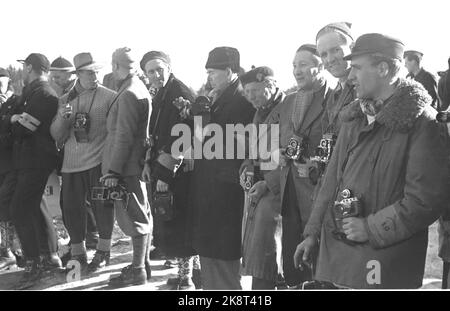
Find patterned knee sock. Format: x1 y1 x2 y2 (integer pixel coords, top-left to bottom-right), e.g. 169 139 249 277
192 255 201 270
178 257 192 280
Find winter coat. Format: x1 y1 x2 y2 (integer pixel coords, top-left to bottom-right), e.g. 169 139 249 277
264 83 331 232
304 79 449 288
0 95 20 174
11 78 58 170
102 74 151 177
147 73 196 257
190 78 255 260
241 89 285 281
407 68 440 110
321 80 356 136
438 70 450 112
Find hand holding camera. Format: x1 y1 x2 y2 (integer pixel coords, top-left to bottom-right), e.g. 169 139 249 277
248 180 268 206
332 189 365 243
342 217 369 242
99 173 120 188
59 103 73 120
10 114 21 124
312 133 336 164
189 96 211 115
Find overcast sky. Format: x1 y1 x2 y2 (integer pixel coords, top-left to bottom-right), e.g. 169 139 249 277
3 0 449 90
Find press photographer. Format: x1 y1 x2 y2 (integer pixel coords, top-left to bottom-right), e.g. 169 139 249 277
238 66 285 289
50 52 117 274
294 33 449 289
140 50 200 290
271 44 331 287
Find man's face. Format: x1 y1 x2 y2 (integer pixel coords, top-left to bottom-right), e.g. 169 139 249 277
0 77 9 95
144 59 171 89
244 81 272 109
404 57 416 74
22 63 31 85
348 55 383 99
77 70 98 90
293 50 321 90
50 71 73 89
206 68 231 91
317 32 352 79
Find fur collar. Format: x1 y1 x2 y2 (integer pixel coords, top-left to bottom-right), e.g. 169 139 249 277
340 78 431 132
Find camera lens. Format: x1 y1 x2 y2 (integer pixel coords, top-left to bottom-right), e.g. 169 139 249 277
437 111 450 123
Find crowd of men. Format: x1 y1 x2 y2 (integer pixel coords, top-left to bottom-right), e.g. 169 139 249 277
0 21 450 290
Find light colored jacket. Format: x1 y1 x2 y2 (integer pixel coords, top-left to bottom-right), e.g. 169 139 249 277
102 74 151 177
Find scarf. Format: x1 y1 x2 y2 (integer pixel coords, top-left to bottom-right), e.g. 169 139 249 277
291 77 325 131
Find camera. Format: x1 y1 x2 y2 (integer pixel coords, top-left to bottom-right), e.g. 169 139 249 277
91 184 128 201
189 96 211 116
436 111 450 123
285 134 308 163
332 189 363 240
73 112 90 143
243 171 254 192
311 133 337 176
314 133 336 163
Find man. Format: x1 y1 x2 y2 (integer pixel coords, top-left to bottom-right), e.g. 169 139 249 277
98 47 152 287
259 45 330 287
190 47 255 289
0 68 22 270
438 57 450 112
49 57 76 97
50 52 116 273
9 53 61 289
316 22 356 136
294 34 449 289
140 51 199 290
404 50 440 110
102 72 116 91
239 66 285 289
49 56 99 253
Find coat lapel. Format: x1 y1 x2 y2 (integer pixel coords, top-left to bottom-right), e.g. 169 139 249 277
210 79 240 116
299 84 327 133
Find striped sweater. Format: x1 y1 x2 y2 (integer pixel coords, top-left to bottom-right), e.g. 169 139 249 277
50 82 117 173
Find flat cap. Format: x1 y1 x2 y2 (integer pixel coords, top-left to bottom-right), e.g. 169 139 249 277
17 53 50 72
50 56 74 72
140 51 171 71
316 22 353 41
343 33 404 61
240 66 274 85
404 50 424 59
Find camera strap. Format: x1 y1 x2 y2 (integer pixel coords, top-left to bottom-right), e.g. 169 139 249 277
76 88 97 115
106 75 134 117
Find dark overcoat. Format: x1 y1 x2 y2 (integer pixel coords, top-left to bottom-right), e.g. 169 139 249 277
190 78 255 260
148 73 197 257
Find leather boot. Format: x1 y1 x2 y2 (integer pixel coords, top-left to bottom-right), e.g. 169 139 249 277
87 250 110 273
41 253 63 272
15 258 43 290
109 264 147 287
